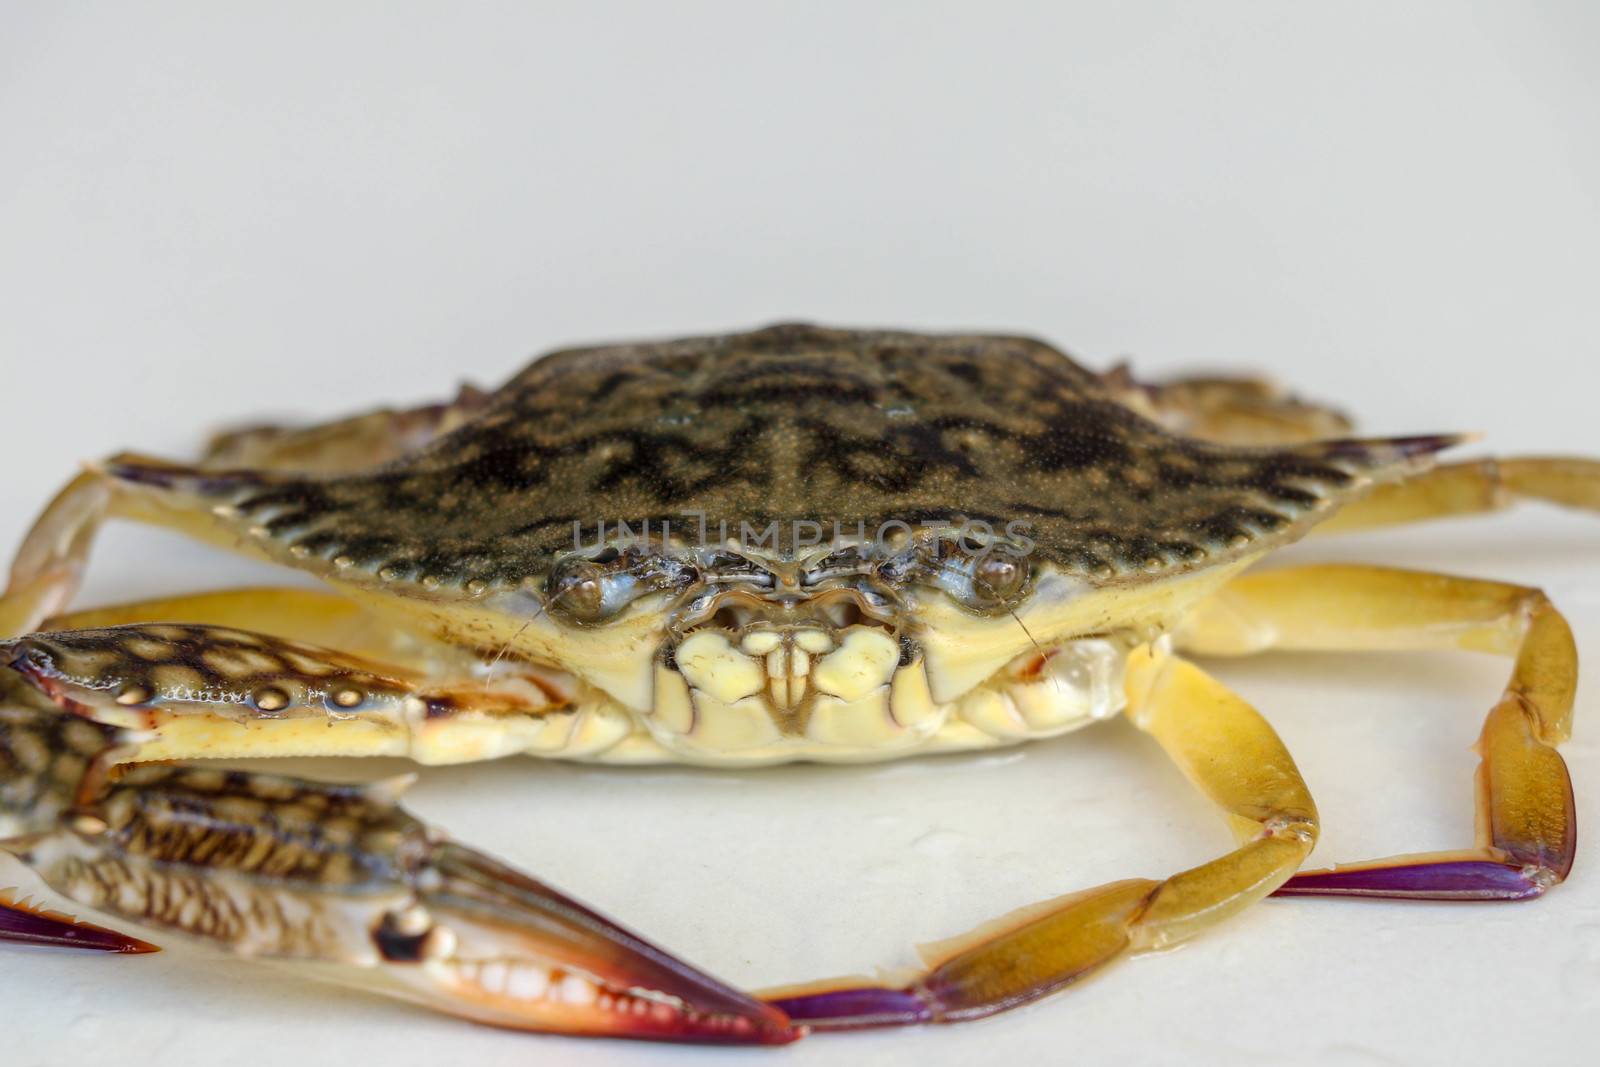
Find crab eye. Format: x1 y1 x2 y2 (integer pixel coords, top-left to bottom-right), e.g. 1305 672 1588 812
972 551 1028 602
696 549 776 589
544 550 686 623
544 558 607 622
803 546 872 586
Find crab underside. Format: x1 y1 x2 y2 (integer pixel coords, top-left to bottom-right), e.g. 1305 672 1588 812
0 325 1594 1043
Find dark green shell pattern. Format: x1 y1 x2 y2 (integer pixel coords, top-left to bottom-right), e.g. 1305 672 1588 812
110 324 1455 598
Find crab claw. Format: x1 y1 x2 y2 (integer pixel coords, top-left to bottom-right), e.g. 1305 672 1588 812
0 888 157 953
369 840 799 1043
5 762 797 1044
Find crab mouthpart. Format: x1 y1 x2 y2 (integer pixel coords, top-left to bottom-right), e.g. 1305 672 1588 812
385 843 798 1043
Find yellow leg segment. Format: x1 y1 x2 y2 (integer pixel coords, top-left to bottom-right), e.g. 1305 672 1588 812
764 647 1317 1028
1178 564 1577 897
41 587 433 667
2 392 483 639
198 384 486 473
1102 367 1353 445
1316 457 1600 534
0 462 275 639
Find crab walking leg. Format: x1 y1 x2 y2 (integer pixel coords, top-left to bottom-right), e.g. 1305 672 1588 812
0 462 269 639
1313 457 1600 534
765 649 1317 1029
0 706 795 1043
198 384 488 473
41 587 431 666
2 469 107 639
1176 564 1576 899
0 386 489 638
1101 367 1353 445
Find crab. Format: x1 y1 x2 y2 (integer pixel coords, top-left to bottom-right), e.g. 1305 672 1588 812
1 323 1595 1044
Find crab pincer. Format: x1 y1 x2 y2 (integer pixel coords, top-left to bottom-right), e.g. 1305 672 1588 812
369 840 800 1042
0 889 157 952
0 711 794 1043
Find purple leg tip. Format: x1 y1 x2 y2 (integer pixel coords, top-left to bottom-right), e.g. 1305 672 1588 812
1275 859 1546 901
766 986 934 1029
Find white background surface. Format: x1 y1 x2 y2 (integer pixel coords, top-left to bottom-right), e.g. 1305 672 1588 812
2 4 1598 1065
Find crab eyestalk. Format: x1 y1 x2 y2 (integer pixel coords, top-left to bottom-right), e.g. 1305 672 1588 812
2 754 796 1044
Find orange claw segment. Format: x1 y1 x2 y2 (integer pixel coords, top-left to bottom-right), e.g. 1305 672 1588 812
5 755 798 1044
401 842 801 1044
0 888 157 953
